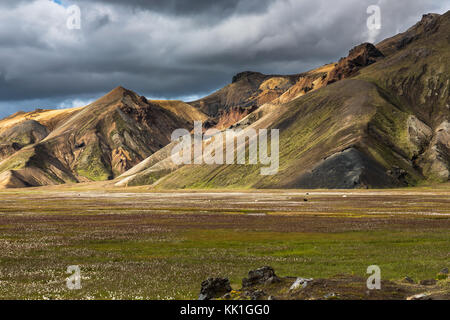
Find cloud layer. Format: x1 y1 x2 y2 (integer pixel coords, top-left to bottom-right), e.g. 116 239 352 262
0 0 449 117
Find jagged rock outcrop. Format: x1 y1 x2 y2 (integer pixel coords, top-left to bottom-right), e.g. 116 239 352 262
326 43 384 84
407 115 433 154
242 266 280 288
405 116 449 180
189 71 299 118
420 121 450 181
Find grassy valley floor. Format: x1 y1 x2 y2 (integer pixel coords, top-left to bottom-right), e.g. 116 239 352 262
0 187 449 299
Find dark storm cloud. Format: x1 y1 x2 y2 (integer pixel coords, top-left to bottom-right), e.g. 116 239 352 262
75 0 273 20
0 0 449 118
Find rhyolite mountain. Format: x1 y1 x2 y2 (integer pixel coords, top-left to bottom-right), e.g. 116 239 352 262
0 87 207 187
1 12 449 189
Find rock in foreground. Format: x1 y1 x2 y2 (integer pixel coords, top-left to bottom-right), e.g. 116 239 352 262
198 278 232 300
199 266 450 300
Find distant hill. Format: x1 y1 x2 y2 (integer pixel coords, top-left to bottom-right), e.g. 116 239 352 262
0 87 207 187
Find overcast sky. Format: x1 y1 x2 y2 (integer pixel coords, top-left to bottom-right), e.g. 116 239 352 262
0 0 449 118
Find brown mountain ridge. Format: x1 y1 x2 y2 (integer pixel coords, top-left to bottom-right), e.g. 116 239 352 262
0 86 207 187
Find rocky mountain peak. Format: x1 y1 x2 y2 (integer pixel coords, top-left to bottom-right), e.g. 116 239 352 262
108 86 136 99
326 43 384 84
232 71 265 83
418 13 440 29
347 43 384 64
92 86 147 107
376 12 442 56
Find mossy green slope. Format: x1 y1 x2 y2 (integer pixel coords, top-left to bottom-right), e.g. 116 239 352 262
129 12 449 189
153 80 414 189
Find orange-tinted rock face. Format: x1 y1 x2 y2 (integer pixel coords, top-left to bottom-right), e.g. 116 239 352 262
276 75 325 104
112 147 133 174
214 106 258 130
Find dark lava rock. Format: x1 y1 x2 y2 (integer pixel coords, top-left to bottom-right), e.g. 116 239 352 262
420 279 437 286
199 278 232 300
242 266 279 287
265 276 281 285
437 268 449 280
387 166 407 182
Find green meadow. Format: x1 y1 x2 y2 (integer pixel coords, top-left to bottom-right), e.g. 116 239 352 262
0 189 448 299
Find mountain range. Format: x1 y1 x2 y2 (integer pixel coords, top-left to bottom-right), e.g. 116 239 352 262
0 12 449 189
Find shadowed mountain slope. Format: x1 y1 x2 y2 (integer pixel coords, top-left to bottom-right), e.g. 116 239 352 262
356 12 450 182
